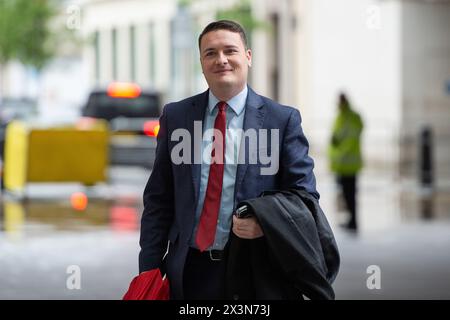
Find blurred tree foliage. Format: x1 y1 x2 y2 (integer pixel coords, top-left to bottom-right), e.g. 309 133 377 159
215 0 269 47
0 0 57 69
177 0 269 48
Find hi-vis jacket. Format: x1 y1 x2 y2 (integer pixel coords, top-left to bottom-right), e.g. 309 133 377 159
328 107 363 176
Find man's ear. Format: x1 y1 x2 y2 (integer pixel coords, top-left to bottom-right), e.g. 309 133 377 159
200 57 205 74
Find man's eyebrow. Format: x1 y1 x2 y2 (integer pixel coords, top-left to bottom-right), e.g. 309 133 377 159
202 45 240 54
223 45 239 50
203 48 216 54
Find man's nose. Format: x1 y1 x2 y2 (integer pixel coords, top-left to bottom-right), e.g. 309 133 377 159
215 52 228 65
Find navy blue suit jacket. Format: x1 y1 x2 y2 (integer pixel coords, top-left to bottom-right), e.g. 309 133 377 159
139 87 319 299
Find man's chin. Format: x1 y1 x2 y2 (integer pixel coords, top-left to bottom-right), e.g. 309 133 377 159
208 77 247 94
212 78 234 88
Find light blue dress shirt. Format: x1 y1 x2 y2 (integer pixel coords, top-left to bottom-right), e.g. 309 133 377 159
190 85 248 250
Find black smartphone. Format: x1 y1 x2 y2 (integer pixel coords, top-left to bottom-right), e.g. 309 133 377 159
234 205 252 218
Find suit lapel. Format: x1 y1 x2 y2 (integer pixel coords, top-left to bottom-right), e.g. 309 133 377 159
234 87 266 200
188 90 208 205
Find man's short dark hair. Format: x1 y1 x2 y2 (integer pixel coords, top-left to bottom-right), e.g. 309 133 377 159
198 20 248 50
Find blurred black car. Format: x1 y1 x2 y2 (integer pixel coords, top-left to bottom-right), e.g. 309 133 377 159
82 82 161 169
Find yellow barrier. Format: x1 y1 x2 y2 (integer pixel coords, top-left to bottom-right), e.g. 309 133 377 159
3 120 109 193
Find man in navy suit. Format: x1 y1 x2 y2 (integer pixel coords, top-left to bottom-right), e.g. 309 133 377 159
139 20 319 299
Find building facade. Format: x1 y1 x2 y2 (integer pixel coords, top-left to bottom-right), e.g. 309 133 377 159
80 0 450 186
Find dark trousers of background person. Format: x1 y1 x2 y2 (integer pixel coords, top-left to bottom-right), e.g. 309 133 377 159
183 247 227 300
337 175 357 230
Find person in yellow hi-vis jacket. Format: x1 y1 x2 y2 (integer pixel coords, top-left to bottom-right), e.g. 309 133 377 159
328 93 363 230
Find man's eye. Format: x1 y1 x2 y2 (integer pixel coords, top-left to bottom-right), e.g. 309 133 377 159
205 52 215 57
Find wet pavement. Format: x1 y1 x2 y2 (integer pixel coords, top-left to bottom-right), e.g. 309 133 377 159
1 164 449 299
333 222 450 299
0 166 146 299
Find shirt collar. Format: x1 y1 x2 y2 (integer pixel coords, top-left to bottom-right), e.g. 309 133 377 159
208 85 248 116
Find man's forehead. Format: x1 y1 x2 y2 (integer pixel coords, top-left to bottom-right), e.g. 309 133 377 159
200 30 244 49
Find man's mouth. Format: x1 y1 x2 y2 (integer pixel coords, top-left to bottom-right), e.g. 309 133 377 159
214 69 232 74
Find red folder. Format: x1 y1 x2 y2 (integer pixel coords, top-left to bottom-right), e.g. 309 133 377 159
123 268 170 300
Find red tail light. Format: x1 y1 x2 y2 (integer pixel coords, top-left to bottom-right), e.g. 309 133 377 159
110 206 138 232
143 120 160 137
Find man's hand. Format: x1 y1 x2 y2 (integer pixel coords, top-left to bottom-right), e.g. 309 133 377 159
232 215 264 239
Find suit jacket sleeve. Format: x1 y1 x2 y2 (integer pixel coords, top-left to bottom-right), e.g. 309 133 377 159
280 109 319 199
139 105 174 273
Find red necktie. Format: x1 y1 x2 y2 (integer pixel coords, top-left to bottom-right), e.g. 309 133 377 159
195 101 227 252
